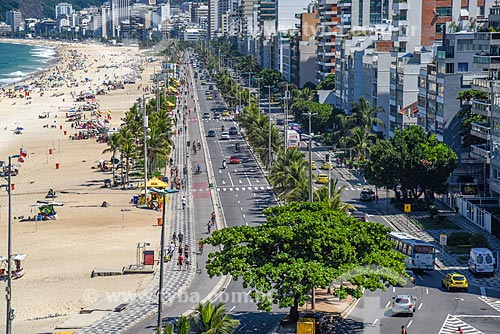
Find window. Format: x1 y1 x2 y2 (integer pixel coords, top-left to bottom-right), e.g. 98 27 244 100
457 39 474 52
458 62 469 72
436 7 452 17
480 6 485 16
419 77 426 89
436 23 446 34
418 96 426 108
437 83 444 97
446 63 455 73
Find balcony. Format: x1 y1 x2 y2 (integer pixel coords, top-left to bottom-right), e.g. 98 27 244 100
393 15 408 26
338 0 352 7
472 77 491 92
393 0 408 11
471 100 491 117
474 54 500 70
471 122 491 140
470 144 491 163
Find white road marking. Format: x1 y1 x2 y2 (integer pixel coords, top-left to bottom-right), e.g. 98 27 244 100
438 314 484 334
385 301 391 309
407 320 413 328
247 290 251 295
426 288 429 295
222 180 226 185
392 287 395 293
239 179 243 184
418 303 423 310
417 275 423 281
371 318 378 327
255 178 260 183
229 306 236 313
235 187 239 191
242 214 245 218
228 171 235 187
479 296 500 313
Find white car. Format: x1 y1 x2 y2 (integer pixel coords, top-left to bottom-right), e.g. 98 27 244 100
391 295 417 317
220 132 230 140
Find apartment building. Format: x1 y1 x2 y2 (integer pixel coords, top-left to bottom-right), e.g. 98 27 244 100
5 10 22 32
317 0 340 83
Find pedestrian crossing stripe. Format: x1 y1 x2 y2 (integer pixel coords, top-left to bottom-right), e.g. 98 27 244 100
216 186 272 192
439 314 483 334
480 296 500 313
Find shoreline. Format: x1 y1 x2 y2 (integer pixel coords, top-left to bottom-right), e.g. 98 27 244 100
0 39 59 89
0 39 166 333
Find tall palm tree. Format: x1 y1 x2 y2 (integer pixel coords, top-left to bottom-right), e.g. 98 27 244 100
349 97 384 131
102 132 122 182
192 302 239 334
348 126 377 162
270 148 309 201
313 179 354 212
118 128 136 185
332 114 352 149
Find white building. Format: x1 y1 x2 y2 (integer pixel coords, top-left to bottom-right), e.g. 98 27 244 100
55 2 73 19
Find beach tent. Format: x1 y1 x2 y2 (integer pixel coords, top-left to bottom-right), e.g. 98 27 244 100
145 178 168 189
166 101 175 108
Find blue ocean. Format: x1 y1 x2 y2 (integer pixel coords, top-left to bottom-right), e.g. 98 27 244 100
0 41 57 87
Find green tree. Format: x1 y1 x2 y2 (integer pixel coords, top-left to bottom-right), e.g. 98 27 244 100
191 302 239 334
317 74 336 90
258 68 284 89
270 148 309 202
362 126 458 205
313 179 354 212
118 128 137 186
203 202 406 322
102 132 122 183
348 126 377 163
349 97 384 130
456 89 488 148
291 101 334 134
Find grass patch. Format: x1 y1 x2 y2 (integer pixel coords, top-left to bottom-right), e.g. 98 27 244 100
411 217 459 230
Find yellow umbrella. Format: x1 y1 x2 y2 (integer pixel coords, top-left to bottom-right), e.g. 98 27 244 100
145 177 168 188
166 101 175 107
168 86 178 93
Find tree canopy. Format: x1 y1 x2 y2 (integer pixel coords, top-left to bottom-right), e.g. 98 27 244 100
203 202 406 321
258 68 284 89
362 126 458 205
291 100 336 134
317 74 336 90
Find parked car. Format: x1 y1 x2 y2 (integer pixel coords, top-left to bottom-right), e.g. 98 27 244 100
442 273 468 292
203 112 210 119
229 156 241 164
276 118 284 125
214 112 221 120
359 188 375 201
229 126 238 135
207 130 216 137
220 132 230 140
391 295 417 317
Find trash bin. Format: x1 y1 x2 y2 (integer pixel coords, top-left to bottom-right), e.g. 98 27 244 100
157 218 163 226
133 196 139 204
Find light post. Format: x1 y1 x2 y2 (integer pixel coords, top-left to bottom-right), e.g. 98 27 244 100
282 85 290 155
243 72 253 112
327 151 332 199
265 85 273 169
141 97 150 206
150 187 177 334
303 112 317 202
5 154 20 334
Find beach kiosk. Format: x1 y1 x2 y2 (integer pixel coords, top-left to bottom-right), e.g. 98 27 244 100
0 254 27 280
138 178 169 209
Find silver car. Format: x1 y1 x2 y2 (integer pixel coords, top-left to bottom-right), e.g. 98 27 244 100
391 295 417 317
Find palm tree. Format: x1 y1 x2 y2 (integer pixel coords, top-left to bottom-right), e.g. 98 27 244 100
349 97 384 130
118 128 136 185
332 114 352 149
313 179 354 212
176 315 190 334
192 302 239 334
348 126 377 162
270 148 309 201
241 55 260 73
102 132 122 182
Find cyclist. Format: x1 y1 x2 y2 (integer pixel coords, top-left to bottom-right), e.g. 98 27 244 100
222 159 227 169
181 195 187 209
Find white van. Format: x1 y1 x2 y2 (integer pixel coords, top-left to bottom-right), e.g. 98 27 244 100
469 248 496 277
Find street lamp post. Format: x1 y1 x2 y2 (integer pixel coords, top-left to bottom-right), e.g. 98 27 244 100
265 85 273 169
303 112 317 202
282 85 290 155
6 154 20 334
142 97 149 206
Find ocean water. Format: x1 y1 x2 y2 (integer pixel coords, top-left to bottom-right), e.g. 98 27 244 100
0 41 57 87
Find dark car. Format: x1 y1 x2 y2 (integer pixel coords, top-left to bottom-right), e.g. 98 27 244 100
359 188 375 201
276 118 284 125
229 126 238 135
202 112 210 119
214 112 221 120
207 129 216 137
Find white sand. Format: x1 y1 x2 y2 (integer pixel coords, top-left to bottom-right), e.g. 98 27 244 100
0 39 168 333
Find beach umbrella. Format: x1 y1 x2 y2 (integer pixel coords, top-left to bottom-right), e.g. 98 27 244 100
166 101 175 107
145 178 168 189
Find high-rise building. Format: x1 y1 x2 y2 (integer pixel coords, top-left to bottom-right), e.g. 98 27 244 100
55 2 73 19
111 0 130 37
208 0 218 38
5 10 22 32
316 0 340 83
101 2 112 38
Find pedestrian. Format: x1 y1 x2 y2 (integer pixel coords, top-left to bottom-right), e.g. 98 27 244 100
177 254 184 270
401 325 407 334
172 232 177 246
456 327 463 334
207 220 212 234
178 232 184 244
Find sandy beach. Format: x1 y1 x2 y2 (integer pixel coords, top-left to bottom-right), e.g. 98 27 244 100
0 39 168 333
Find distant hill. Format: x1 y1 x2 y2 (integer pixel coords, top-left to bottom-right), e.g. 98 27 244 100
0 0 106 22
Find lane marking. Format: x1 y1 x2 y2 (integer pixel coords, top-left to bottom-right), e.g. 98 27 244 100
418 303 423 310
426 288 429 295
407 320 413 328
229 306 236 313
228 171 235 187
371 318 378 327
392 287 395 293
385 301 391 309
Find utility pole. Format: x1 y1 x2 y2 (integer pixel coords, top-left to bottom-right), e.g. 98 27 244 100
156 190 167 333
265 85 273 169
327 151 332 199
142 97 149 205
303 112 317 202
6 154 19 334
282 85 290 155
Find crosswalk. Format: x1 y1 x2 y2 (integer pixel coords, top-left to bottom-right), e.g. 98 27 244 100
191 186 273 192
439 315 483 334
480 296 500 313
